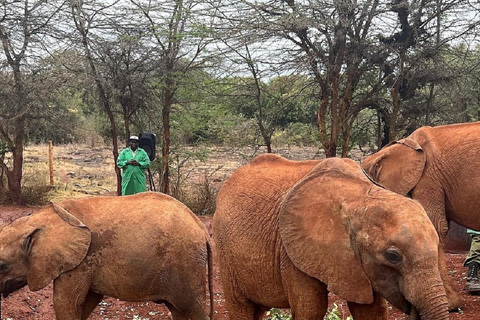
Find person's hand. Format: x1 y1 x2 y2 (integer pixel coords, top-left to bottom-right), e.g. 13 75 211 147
128 159 139 166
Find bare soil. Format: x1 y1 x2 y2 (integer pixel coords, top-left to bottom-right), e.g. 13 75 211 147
0 206 479 320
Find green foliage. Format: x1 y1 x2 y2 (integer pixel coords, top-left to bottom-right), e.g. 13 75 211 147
0 142 8 157
272 122 319 147
324 303 353 320
264 304 353 320
265 309 291 320
26 94 85 144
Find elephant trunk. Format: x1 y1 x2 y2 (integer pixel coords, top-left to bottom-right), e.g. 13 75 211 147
405 271 449 320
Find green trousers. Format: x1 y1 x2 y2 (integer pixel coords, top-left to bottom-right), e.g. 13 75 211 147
464 233 480 266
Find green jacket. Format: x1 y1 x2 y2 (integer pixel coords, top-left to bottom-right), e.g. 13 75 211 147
116 147 150 195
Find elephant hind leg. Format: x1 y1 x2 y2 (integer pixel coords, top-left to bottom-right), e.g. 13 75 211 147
81 291 104 320
222 295 258 320
164 302 190 320
347 292 387 320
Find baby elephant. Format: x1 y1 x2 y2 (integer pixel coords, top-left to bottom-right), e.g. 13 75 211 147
0 192 213 320
214 155 449 320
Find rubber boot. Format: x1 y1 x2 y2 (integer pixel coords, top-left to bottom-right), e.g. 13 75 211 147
465 262 480 294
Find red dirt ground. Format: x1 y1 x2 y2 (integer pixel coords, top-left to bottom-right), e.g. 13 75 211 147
0 205 479 320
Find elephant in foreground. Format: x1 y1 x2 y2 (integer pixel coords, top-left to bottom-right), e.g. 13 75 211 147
213 154 449 320
0 192 213 320
362 121 480 310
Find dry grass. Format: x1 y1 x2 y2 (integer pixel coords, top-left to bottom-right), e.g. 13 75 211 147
16 143 117 205
13 143 327 210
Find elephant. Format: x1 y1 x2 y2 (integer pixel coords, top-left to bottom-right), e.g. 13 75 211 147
213 154 449 320
0 191 213 320
361 121 480 310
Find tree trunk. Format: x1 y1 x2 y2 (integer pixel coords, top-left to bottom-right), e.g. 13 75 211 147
389 84 401 142
124 113 131 146
161 103 171 194
425 82 435 125
105 109 121 195
257 121 272 153
7 116 26 205
6 170 22 205
340 117 355 158
160 70 174 194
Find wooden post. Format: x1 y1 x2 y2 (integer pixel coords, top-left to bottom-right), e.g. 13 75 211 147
49 140 54 186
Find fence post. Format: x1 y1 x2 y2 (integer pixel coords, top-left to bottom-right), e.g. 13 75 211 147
49 140 54 187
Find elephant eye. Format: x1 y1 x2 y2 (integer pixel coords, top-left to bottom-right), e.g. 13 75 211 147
384 247 403 265
0 263 8 272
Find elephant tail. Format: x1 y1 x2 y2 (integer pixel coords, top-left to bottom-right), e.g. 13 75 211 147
207 240 214 320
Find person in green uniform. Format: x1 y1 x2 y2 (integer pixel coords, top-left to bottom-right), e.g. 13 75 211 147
464 229 480 294
116 135 150 195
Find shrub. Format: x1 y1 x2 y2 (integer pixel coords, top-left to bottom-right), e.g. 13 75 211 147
175 172 219 216
21 172 52 206
272 122 318 146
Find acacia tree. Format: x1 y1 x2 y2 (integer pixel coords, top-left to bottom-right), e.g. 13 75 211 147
219 0 386 157
218 37 316 153
70 0 160 195
70 0 124 195
214 0 475 155
377 0 467 143
130 0 215 194
0 0 67 204
102 35 159 143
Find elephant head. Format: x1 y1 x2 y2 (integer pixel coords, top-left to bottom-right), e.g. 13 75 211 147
279 158 448 320
0 203 91 296
361 138 426 195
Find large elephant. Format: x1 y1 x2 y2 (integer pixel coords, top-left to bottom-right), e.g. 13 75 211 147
361 121 480 310
213 154 449 320
0 192 213 320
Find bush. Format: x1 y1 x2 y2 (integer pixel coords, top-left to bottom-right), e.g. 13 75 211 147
272 122 318 146
21 173 52 206
175 172 218 216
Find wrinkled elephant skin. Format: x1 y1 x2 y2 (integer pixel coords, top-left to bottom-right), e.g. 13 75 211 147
362 122 480 310
0 192 213 320
213 155 449 320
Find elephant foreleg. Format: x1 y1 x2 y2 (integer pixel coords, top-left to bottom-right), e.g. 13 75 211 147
281 257 329 320
53 271 92 320
347 292 387 320
81 291 104 320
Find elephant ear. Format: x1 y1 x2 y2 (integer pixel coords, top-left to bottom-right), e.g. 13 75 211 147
363 137 426 195
279 163 374 304
27 203 91 291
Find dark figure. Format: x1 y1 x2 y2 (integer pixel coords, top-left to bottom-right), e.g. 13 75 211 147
464 229 480 294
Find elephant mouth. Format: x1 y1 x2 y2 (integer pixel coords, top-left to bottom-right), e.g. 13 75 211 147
385 293 411 314
1 278 27 298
